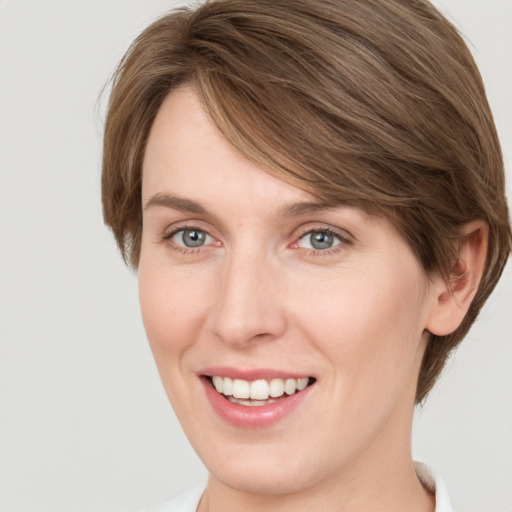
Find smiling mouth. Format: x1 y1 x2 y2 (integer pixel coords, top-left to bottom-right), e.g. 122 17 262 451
207 376 316 407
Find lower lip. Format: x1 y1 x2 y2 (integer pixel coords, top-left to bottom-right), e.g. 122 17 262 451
201 378 313 428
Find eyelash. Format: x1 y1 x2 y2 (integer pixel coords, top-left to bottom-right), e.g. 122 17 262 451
161 225 351 257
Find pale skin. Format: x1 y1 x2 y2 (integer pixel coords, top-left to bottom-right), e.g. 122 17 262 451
138 86 488 512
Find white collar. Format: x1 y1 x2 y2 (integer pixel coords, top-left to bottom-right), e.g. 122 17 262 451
415 461 454 512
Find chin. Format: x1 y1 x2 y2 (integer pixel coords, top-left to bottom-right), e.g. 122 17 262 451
194 434 335 497
210 461 317 496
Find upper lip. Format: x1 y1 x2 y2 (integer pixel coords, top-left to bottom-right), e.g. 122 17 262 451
199 366 314 381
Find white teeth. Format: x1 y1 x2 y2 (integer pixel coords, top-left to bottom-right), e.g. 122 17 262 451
285 378 296 396
269 378 285 398
212 376 223 393
297 377 308 391
228 397 276 406
250 379 270 400
211 376 311 400
232 379 250 399
223 377 233 396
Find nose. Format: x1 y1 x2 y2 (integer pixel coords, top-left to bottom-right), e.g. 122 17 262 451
209 248 287 348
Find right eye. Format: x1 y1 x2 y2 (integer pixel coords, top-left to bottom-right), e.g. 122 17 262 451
170 228 213 248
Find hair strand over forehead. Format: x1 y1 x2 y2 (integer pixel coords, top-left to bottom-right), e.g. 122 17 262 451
102 0 511 402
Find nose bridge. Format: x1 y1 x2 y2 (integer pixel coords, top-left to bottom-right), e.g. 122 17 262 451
210 241 286 347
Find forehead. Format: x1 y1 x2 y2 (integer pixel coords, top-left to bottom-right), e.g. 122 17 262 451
142 86 315 208
142 86 399 238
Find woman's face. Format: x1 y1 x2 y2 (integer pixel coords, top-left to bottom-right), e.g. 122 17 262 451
139 87 440 495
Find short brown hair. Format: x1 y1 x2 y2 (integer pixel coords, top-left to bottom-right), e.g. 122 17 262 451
102 0 511 402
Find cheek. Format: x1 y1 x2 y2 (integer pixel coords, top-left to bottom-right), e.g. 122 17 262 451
137 260 212 364
292 268 427 396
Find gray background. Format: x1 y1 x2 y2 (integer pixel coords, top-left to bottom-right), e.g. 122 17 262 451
0 1 510 510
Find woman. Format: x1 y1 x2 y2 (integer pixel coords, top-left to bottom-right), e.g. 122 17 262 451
101 1 511 510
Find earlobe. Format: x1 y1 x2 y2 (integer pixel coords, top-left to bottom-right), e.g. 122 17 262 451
426 220 489 336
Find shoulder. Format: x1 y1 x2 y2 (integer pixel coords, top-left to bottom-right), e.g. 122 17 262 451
144 481 205 512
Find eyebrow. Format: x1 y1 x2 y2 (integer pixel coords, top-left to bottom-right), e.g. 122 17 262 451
144 193 209 215
144 192 336 218
279 201 337 217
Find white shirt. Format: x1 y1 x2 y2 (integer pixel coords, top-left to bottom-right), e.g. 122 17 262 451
146 462 453 512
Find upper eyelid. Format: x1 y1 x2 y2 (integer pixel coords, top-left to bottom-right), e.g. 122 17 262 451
166 226 212 239
163 222 215 238
294 224 353 242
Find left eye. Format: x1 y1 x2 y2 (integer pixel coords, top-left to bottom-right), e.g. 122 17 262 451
297 230 342 250
171 228 212 248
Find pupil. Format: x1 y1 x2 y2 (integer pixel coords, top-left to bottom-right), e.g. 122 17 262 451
310 231 333 250
182 230 205 247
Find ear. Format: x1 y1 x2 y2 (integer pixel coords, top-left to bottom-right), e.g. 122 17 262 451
426 220 489 336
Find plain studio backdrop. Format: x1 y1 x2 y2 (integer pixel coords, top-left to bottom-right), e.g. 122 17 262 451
0 1 510 511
